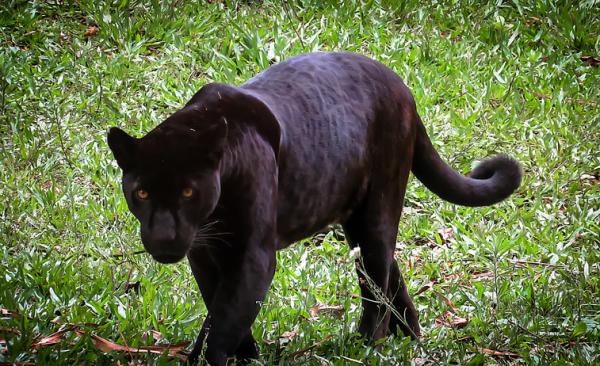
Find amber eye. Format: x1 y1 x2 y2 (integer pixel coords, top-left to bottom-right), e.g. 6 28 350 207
182 187 194 198
136 189 149 200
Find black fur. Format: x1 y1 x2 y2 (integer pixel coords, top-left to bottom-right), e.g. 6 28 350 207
108 52 522 365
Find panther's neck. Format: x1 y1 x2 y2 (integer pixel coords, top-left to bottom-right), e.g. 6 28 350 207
218 125 277 191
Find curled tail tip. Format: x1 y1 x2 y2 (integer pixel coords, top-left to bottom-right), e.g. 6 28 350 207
470 154 523 197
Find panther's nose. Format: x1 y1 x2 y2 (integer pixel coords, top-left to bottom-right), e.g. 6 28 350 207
141 210 188 263
149 209 176 243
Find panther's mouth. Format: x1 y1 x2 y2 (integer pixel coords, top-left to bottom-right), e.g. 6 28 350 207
152 253 186 264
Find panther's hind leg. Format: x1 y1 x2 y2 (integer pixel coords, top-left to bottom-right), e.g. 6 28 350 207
388 260 420 338
343 188 420 341
342 111 420 340
343 210 396 340
342 168 419 339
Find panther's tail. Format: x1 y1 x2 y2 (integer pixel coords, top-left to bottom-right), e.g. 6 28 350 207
411 117 522 207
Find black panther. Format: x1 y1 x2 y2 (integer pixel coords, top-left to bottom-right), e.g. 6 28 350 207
108 52 522 365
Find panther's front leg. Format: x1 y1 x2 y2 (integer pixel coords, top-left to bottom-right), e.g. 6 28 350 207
186 126 279 365
187 248 258 364
189 316 259 365
190 183 278 362
187 239 276 365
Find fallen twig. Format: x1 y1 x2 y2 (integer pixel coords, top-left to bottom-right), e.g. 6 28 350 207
284 335 333 361
28 324 188 361
339 355 365 364
477 347 521 359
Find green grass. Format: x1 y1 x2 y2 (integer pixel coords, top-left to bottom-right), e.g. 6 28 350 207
1 0 599 364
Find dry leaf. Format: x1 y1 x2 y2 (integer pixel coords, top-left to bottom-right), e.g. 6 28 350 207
86 333 189 360
142 330 162 342
0 326 21 335
581 56 600 67
442 272 463 281
0 308 19 318
88 333 141 352
309 304 344 319
32 326 78 347
525 16 541 26
437 227 454 242
489 98 501 109
560 340 577 347
32 326 188 360
435 292 458 312
84 26 99 37
534 92 551 100
471 271 495 281
415 281 436 295
435 311 468 328
135 342 190 355
478 347 521 358
309 305 320 318
580 173 599 185
413 357 429 365
280 330 298 340
40 180 53 191
416 271 469 296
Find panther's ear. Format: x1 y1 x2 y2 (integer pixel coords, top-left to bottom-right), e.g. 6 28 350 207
188 83 281 160
107 127 137 170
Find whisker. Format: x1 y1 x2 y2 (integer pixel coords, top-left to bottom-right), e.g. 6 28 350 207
193 223 233 247
195 231 232 239
192 219 234 249
194 236 232 247
198 220 221 231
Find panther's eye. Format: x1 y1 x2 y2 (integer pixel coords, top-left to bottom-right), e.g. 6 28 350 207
182 187 194 198
136 189 149 200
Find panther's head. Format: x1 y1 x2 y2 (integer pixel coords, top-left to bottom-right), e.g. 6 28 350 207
107 108 227 264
